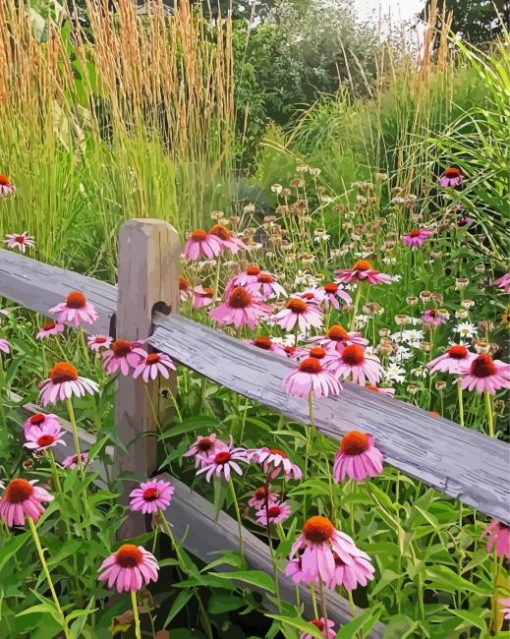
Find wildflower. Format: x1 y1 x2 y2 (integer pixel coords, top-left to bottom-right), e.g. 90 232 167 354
325 344 382 386
285 556 309 585
384 362 406 384
247 336 285 355
0 338 10 354
24 420 66 452
62 452 89 469
248 486 279 509
401 229 432 248
482 521 510 558
422 309 446 329
256 501 292 526
183 229 223 260
300 619 336 639
251 448 302 481
494 272 510 294
38 362 99 406
272 297 323 333
87 335 113 351
333 431 383 483
321 283 352 310
439 167 462 187
129 479 175 514
308 325 367 353
327 549 375 591
179 275 192 301
102 339 144 376
0 174 15 196
428 344 475 374
184 434 225 467
23 412 61 434
499 598 510 621
209 287 271 331
336 260 392 286
4 231 35 253
98 545 159 593
49 291 98 327
209 224 249 255
459 353 510 394
192 285 215 309
196 441 248 482
284 355 342 399
229 264 262 288
288 516 374 586
0 479 53 527
246 271 287 300
132 352 176 382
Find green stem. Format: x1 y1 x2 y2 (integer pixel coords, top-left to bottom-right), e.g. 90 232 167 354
131 590 142 639
27 517 71 639
457 379 464 427
228 480 244 559
484 391 495 437
309 584 319 619
350 285 362 331
489 550 502 636
65 399 84 472
318 576 329 632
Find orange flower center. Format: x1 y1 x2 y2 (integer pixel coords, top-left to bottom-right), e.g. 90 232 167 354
179 275 190 290
444 167 460 177
197 287 214 297
65 291 87 309
327 325 349 341
303 516 335 543
409 230 421 238
324 283 338 294
15 235 25 243
41 321 56 331
30 413 46 426
366 384 380 392
471 353 496 378
0 174 10 186
246 265 260 276
267 506 281 518
228 287 252 309
50 362 78 383
448 345 468 359
258 273 273 284
214 451 231 464
94 337 108 344
427 309 437 317
116 544 143 568
284 346 296 355
142 487 160 501
287 298 307 314
309 347 326 359
191 229 208 241
210 224 231 240
196 437 214 452
341 430 370 455
301 293 315 300
299 357 323 374
311 620 325 630
253 336 272 350
341 344 365 366
254 486 269 499
353 259 372 271
37 434 55 447
268 448 288 458
112 339 132 357
5 479 33 504
146 353 161 365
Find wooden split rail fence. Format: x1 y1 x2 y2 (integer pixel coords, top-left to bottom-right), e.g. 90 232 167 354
1 218 509 637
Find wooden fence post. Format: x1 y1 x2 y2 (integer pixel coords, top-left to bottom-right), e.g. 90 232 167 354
113 219 180 535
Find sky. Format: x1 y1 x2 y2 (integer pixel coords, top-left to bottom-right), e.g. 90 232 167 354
353 0 427 23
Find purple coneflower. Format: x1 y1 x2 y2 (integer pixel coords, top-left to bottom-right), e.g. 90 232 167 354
482 520 510 558
129 479 175 514
459 353 510 394
102 339 143 376
0 174 15 196
284 353 342 398
4 231 35 253
300 619 336 639
308 324 368 353
494 272 510 294
209 224 249 255
183 229 223 260
192 285 215 309
49 291 98 327
132 352 176 382
209 287 271 331
273 297 323 333
256 501 292 526
38 362 99 406
24 420 66 452
336 260 392 286
0 479 53 527
250 447 302 481
196 441 248 482
333 430 383 483
98 544 159 593
87 335 113 351
246 271 287 300
36 320 65 340
439 166 462 187
428 344 475 374
321 282 352 309
325 344 382 386
401 228 432 248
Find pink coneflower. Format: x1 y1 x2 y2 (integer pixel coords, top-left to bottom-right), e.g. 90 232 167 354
336 260 392 286
284 355 342 398
422 309 446 329
129 479 175 514
184 434 225 467
256 501 292 526
308 324 368 353
0 479 53 527
321 283 352 310
0 338 9 354
285 556 309 585
499 598 510 620
24 420 66 452
296 289 326 305
439 166 462 187
192 285 215 309
196 442 248 482
133 352 176 382
251 448 302 481
288 516 373 586
49 290 98 327
38 362 99 406
300 619 336 639
333 431 383 483
98 544 159 593
481 521 510 558
0 174 15 196
183 229 223 260
459 353 510 394
229 264 261 288
23 412 61 434
102 339 143 376
247 486 279 509
428 344 475 374
179 275 192 301
36 320 65 340
87 335 113 351
62 452 89 469
246 335 285 355
494 272 510 293
246 271 287 300
273 297 323 333
327 549 375 591
366 384 395 396
209 224 249 255
325 344 382 386
4 231 35 253
401 229 432 248
209 287 271 331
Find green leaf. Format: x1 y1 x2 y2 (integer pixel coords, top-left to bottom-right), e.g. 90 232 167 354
159 415 220 440
208 593 244 614
209 570 276 594
163 590 194 627
451 608 489 632
425 566 491 596
335 607 382 638
267 614 324 638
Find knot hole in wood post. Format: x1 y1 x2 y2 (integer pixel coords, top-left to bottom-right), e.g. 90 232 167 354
113 218 180 537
